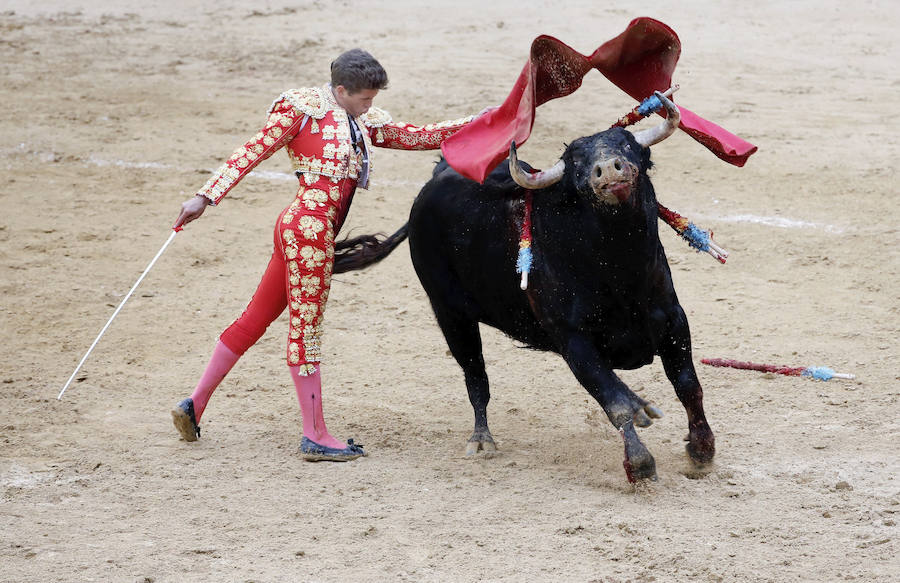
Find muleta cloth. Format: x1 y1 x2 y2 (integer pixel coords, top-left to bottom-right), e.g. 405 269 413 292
441 17 758 183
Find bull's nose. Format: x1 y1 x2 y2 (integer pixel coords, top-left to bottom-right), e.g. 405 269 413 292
589 156 634 204
594 157 626 179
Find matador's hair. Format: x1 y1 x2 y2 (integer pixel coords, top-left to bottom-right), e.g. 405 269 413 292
331 49 389 94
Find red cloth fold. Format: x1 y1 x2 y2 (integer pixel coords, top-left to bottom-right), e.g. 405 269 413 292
442 17 757 183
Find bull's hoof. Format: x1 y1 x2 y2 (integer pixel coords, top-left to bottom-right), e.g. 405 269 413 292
685 425 715 466
686 440 715 466
611 398 665 429
621 422 657 483
465 430 497 456
633 402 663 427
644 402 664 419
633 410 652 427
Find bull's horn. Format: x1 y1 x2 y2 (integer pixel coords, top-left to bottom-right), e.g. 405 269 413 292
632 91 681 148
509 141 565 190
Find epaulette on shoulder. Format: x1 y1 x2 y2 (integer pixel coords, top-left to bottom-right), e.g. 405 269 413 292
360 106 392 128
271 87 329 119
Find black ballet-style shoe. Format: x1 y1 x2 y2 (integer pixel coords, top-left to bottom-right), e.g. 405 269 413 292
300 437 366 462
171 397 201 442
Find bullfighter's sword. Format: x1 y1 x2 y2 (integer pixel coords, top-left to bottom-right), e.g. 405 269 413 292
57 227 181 400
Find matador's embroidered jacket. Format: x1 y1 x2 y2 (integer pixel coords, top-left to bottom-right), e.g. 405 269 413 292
197 84 474 204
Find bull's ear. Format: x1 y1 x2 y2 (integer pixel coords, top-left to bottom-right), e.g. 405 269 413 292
509 141 565 190
632 92 681 148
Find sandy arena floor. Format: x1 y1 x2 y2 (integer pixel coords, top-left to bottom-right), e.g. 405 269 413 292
1 1 897 581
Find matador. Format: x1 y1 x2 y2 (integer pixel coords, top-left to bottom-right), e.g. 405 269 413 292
171 49 475 461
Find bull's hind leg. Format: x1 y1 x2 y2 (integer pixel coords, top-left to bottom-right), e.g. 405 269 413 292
659 310 715 465
563 334 661 482
432 309 496 455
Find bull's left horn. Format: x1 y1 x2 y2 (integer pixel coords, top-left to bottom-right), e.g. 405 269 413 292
509 141 565 190
632 91 681 148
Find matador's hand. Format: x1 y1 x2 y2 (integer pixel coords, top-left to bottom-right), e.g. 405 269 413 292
174 195 210 229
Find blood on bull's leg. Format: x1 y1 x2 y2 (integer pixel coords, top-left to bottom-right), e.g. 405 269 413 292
659 311 715 465
563 334 662 482
620 421 655 484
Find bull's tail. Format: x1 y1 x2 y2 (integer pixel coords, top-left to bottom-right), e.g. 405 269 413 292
333 223 409 274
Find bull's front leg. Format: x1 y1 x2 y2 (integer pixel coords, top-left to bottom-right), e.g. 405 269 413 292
659 308 715 465
562 334 663 482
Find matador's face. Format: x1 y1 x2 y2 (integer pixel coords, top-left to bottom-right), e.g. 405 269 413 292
334 86 379 118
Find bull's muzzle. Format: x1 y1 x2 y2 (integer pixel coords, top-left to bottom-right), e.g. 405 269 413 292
589 156 637 204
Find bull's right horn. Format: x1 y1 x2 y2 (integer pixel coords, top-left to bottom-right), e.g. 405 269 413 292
509 141 565 190
632 91 681 148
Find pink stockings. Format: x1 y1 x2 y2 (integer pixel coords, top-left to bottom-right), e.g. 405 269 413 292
190 350 345 448
189 346 345 448
290 364 347 449
189 340 240 421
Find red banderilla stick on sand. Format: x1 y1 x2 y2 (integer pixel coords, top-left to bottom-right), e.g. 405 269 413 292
57 228 181 400
701 358 855 381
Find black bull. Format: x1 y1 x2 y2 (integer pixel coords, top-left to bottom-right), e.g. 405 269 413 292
334 94 714 482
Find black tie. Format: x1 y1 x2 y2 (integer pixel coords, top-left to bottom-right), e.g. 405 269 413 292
347 115 370 189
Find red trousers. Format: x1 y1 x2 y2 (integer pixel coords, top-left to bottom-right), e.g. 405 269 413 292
219 174 356 374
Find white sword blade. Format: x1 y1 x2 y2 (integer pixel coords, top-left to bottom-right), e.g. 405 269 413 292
57 229 179 400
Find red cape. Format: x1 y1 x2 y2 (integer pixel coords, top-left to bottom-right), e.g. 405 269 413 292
441 18 757 183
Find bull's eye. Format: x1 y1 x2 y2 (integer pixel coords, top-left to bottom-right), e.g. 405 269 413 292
614 160 623 171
